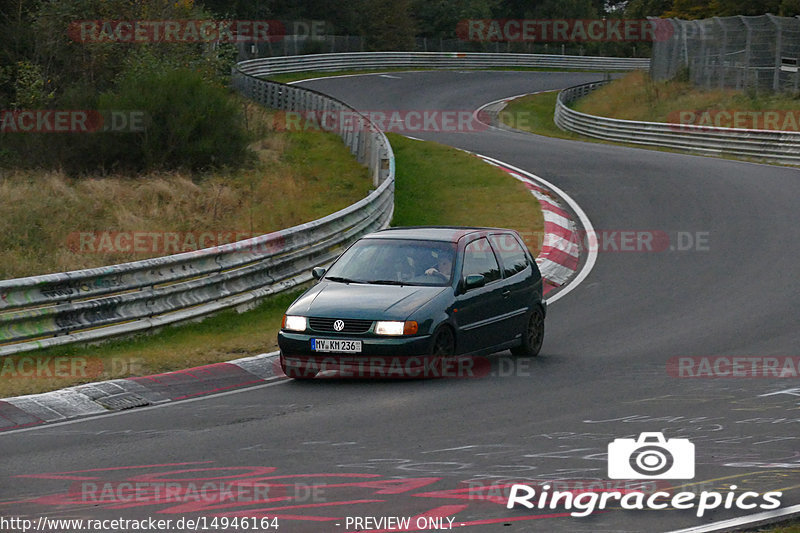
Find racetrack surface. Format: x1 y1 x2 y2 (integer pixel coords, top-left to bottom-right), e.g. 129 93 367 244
2 71 799 532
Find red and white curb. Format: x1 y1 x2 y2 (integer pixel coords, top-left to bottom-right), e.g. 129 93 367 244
0 352 283 433
477 156 582 297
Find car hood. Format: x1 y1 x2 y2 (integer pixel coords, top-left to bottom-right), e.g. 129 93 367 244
288 282 448 320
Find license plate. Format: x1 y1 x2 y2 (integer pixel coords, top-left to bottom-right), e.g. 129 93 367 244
311 338 362 353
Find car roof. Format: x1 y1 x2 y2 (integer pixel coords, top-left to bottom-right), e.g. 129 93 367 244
365 226 515 243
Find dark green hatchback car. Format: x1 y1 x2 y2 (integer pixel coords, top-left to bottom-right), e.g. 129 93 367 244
278 226 545 379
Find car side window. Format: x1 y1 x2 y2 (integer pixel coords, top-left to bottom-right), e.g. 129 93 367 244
489 233 529 277
462 238 501 283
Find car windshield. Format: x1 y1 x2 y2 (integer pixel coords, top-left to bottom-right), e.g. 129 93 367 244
324 238 457 286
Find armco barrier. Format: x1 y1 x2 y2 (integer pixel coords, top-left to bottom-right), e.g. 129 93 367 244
0 64 394 356
236 51 649 76
554 80 800 165
0 52 645 356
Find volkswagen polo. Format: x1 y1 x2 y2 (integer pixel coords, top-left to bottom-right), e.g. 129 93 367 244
278 226 545 378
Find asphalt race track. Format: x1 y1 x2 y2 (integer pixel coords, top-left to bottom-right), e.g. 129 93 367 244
2 71 800 532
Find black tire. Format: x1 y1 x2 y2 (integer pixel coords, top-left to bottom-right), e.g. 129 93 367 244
284 367 318 380
431 326 456 357
280 353 318 380
511 306 544 357
428 326 456 378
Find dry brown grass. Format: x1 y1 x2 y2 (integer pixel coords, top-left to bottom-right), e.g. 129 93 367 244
575 71 800 125
0 105 371 279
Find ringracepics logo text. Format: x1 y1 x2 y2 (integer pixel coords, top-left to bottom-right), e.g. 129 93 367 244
506 482 782 517
506 433 783 517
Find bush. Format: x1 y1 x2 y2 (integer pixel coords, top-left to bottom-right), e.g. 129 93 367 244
94 68 250 173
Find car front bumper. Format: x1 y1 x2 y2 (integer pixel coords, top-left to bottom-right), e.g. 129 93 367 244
279 331 441 378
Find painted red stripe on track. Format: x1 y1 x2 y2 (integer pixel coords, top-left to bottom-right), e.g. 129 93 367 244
544 221 575 240
539 200 571 219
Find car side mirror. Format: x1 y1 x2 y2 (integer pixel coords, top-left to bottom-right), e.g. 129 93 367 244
312 267 327 280
463 274 486 290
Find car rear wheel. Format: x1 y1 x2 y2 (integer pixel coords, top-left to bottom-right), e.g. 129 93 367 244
511 306 544 357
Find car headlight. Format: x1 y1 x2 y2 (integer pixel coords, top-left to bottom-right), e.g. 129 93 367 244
375 321 418 336
282 315 307 332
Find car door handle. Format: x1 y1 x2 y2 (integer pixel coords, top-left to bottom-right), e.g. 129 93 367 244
502 289 511 298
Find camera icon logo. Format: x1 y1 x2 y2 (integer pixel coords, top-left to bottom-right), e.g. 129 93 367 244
608 432 695 479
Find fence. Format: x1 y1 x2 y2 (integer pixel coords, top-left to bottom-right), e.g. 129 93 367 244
554 80 800 164
0 66 395 356
650 15 800 92
236 51 649 77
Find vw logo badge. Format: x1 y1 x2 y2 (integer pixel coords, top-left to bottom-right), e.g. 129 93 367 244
333 319 345 331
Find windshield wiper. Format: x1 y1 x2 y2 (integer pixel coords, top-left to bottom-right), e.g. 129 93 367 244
366 279 410 286
324 276 361 284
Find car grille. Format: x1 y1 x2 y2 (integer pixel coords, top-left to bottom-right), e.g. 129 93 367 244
308 317 373 334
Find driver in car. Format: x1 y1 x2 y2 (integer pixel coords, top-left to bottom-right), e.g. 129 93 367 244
425 252 453 281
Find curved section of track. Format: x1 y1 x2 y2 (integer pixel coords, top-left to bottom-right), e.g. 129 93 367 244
2 70 799 532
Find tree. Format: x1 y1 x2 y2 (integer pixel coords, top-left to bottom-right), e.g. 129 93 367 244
663 0 781 18
412 0 498 39
624 0 674 18
360 0 416 51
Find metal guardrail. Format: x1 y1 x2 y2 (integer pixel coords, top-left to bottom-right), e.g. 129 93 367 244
0 53 648 356
0 64 395 356
237 51 649 76
554 81 800 165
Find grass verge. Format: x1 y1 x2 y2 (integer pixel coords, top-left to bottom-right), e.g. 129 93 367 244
388 133 543 255
0 135 544 398
574 70 800 125
0 103 371 279
753 520 800 533
499 90 584 140
499 72 800 164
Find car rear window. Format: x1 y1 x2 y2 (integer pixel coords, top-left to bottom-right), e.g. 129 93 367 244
462 238 501 283
490 233 529 277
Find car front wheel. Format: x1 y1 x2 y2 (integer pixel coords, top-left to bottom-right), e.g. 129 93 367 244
431 326 455 356
511 306 544 357
428 326 456 378
280 353 319 380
